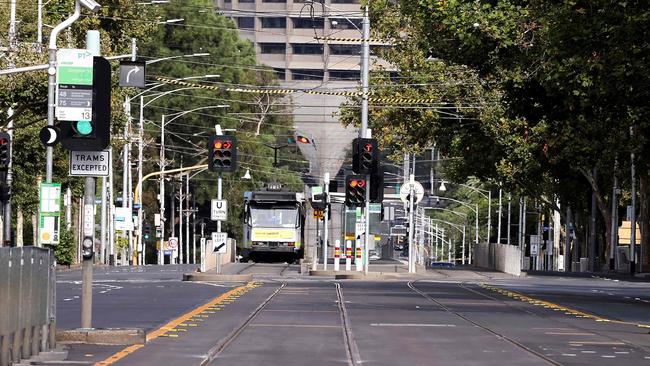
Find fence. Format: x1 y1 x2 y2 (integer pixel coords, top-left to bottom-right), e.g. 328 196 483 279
474 242 522 276
0 247 56 366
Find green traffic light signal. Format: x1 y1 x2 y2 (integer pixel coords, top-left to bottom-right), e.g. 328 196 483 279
74 120 93 136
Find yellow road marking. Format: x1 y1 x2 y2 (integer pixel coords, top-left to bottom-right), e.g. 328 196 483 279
480 284 650 328
94 282 256 366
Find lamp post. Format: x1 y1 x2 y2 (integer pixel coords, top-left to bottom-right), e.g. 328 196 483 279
438 180 491 244
431 195 479 264
156 105 229 265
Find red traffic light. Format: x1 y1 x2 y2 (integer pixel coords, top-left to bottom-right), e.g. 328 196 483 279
363 143 372 152
296 135 310 144
0 139 8 145
213 140 223 149
349 179 365 188
223 141 232 149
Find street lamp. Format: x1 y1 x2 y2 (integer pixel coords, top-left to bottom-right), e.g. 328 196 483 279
438 181 491 246
432 195 479 264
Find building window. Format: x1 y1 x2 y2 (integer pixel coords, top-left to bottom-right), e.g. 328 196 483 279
237 17 254 29
331 18 362 30
273 68 286 80
292 69 323 81
239 0 254 2
261 17 286 28
330 70 358 80
260 43 286 54
330 44 360 55
292 17 324 29
292 43 323 55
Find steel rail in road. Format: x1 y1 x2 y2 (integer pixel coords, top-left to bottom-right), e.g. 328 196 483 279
200 282 287 366
407 281 562 366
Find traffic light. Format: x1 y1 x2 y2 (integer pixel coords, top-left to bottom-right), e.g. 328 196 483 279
0 132 11 170
345 174 366 207
144 223 151 240
59 56 111 151
208 135 237 172
82 235 94 259
352 138 378 175
370 164 384 203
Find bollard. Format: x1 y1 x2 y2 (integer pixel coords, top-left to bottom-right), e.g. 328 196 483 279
355 242 363 272
345 240 352 271
334 240 341 271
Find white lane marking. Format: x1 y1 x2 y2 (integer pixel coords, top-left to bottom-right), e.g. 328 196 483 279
370 323 457 327
614 351 629 354
545 332 595 336
63 298 73 301
601 355 616 358
561 354 576 357
581 351 596 354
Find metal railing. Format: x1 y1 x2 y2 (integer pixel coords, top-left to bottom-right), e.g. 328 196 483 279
0 247 56 366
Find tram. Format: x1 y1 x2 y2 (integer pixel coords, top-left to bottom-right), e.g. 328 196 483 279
240 184 306 262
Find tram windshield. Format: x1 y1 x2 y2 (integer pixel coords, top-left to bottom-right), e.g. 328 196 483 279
250 207 298 228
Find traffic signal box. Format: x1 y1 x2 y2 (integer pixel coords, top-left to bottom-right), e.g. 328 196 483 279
60 56 111 151
208 135 237 172
346 175 366 207
370 164 384 203
352 138 378 175
0 132 11 171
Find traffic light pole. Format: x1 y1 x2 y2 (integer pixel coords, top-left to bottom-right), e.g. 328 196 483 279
408 174 416 273
81 177 94 329
360 6 371 275
3 107 13 246
216 173 222 274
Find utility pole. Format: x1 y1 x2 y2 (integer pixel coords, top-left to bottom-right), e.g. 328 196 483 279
8 0 17 51
408 174 416 273
185 172 190 265
630 126 636 275
122 95 131 264
3 107 13 246
158 114 166 265
323 172 330 271
497 188 503 245
138 96 145 265
610 162 618 270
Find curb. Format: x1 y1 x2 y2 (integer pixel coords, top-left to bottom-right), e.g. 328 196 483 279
57 328 145 345
183 273 253 282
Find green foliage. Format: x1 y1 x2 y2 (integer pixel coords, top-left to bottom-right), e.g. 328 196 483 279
55 229 76 266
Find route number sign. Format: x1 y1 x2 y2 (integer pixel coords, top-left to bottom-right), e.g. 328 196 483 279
56 49 94 121
211 199 227 221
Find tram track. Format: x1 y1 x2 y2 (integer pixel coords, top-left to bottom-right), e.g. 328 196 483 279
407 281 563 366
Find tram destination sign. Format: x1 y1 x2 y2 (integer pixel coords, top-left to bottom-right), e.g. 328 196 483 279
69 150 111 177
56 49 94 121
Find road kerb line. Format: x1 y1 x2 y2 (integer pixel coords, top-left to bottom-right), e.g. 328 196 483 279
94 282 256 366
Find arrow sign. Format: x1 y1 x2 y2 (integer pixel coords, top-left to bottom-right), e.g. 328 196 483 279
119 61 146 88
126 66 140 83
211 232 228 253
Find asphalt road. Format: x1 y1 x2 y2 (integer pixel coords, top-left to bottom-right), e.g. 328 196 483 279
57 264 650 365
56 264 236 330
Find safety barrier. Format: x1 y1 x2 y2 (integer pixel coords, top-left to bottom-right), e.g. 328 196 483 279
473 243 522 276
0 247 56 366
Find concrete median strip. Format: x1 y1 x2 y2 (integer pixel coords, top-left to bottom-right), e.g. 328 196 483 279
57 328 146 345
93 282 260 366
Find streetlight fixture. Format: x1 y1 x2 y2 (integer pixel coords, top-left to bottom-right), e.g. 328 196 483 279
242 169 251 180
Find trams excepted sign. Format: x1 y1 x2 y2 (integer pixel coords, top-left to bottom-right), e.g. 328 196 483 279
69 150 111 177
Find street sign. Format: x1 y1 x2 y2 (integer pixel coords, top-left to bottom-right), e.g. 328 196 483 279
39 126 60 147
114 207 134 231
311 186 323 201
69 150 111 177
39 183 61 245
211 199 227 221
530 235 540 255
119 61 146 88
355 222 365 236
211 232 228 253
168 237 178 250
399 180 425 204
55 49 94 121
